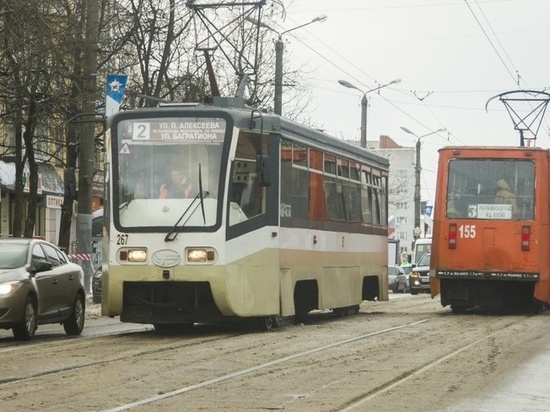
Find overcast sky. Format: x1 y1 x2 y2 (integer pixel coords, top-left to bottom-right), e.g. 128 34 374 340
268 0 550 202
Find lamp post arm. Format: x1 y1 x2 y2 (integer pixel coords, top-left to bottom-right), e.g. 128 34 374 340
280 15 327 38
365 78 402 96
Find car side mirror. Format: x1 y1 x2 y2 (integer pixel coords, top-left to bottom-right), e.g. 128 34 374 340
28 261 53 275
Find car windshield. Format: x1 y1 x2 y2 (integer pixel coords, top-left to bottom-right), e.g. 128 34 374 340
418 253 431 266
0 243 28 269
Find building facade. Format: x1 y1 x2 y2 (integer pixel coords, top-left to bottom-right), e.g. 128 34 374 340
367 135 423 256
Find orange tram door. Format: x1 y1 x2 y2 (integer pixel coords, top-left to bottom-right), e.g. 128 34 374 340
430 146 550 313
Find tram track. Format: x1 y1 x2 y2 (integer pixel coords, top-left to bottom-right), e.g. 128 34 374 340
0 296 543 411
103 317 438 411
102 310 533 412
338 316 526 411
0 328 246 386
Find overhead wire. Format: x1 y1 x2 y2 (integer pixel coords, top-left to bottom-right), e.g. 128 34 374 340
272 1 544 148
277 11 459 142
466 0 550 141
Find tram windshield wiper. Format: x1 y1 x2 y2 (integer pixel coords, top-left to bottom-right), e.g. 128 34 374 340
164 164 208 242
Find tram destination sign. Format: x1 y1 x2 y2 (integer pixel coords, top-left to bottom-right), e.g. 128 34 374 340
471 203 512 219
131 118 226 142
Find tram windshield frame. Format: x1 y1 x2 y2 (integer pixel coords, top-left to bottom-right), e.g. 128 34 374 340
112 114 230 231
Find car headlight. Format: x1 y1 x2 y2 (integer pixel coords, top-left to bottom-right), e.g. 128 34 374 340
0 281 23 296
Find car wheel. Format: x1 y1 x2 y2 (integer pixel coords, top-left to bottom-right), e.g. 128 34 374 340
63 294 85 336
13 296 37 341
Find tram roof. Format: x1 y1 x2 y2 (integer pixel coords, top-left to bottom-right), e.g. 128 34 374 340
438 145 548 157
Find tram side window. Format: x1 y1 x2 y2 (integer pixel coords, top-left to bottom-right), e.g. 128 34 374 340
309 149 327 220
229 131 268 224
361 171 373 224
343 181 362 222
280 143 310 220
379 175 388 225
324 177 346 221
371 187 381 225
291 168 309 219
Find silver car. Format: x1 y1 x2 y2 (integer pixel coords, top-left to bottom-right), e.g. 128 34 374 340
410 252 431 295
0 239 86 340
388 265 405 292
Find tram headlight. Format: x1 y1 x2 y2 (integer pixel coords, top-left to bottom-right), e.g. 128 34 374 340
125 248 147 262
187 248 216 263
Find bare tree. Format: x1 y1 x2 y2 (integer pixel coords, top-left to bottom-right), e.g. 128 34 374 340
0 0 318 242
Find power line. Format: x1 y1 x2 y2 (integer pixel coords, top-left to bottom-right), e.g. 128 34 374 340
464 0 518 85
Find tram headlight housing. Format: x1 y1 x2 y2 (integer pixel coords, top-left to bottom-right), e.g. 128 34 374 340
119 248 148 263
186 248 216 263
128 249 147 262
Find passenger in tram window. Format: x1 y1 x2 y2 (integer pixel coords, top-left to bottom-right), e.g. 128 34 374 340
495 179 519 216
446 197 461 218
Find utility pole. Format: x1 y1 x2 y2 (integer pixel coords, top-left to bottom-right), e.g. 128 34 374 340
414 138 422 233
360 95 368 149
338 78 401 148
401 126 446 242
274 39 284 115
77 0 99 293
273 15 327 116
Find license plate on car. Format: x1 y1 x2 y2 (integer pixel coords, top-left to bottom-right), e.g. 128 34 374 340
421 278 430 283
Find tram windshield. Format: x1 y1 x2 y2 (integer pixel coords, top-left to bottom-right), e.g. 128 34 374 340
114 117 226 229
446 159 535 220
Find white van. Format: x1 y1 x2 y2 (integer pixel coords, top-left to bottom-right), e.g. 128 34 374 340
412 238 431 266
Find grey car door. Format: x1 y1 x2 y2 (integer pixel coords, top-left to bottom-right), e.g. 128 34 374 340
32 244 58 318
41 243 75 317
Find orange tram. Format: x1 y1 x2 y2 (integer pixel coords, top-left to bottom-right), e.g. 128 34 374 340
430 146 550 313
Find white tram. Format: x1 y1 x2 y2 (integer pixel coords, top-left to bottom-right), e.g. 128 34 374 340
101 98 389 330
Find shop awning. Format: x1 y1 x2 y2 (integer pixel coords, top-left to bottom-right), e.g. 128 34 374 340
0 161 64 195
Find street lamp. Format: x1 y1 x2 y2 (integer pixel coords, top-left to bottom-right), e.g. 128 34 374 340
338 78 401 148
274 15 327 116
400 126 446 238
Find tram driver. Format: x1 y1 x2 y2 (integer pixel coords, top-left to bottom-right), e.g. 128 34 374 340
159 168 193 199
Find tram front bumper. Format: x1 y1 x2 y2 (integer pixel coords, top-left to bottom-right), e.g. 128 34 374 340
120 281 224 324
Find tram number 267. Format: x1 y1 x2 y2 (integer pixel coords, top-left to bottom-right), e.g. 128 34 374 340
117 234 129 245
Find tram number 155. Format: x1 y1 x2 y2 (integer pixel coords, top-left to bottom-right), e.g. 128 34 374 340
458 225 476 239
